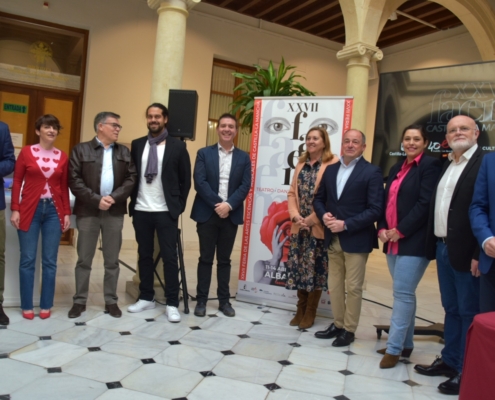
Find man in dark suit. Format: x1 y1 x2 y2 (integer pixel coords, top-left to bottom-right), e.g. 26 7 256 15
470 151 495 313
127 103 191 322
313 129 384 346
191 113 251 317
0 121 15 325
415 115 482 396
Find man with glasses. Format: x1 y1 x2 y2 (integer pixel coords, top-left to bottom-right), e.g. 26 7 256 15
415 115 483 395
68 112 136 318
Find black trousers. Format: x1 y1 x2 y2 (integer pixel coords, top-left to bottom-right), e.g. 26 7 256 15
196 213 238 305
480 264 495 313
133 210 179 307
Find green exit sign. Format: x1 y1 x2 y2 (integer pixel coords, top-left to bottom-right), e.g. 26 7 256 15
3 103 28 114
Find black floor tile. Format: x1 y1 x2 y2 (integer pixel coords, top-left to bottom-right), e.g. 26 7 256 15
334 395 351 400
47 367 62 373
221 350 234 356
106 381 123 389
251 321 262 325
264 383 281 390
168 340 181 345
145 318 155 322
200 371 215 377
119 331 131 335
338 370 354 376
278 360 293 366
207 314 218 318
342 350 355 356
39 336 51 340
289 342 301 347
0 353 8 359
75 322 86 326
0 326 7 329
189 326 201 330
238 334 250 339
403 379 420 387
0 395 11 400
141 358 156 364
88 347 101 352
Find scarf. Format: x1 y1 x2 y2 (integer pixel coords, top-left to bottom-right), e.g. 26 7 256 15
144 128 168 183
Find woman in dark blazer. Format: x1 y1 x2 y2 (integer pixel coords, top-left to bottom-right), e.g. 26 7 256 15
377 124 441 368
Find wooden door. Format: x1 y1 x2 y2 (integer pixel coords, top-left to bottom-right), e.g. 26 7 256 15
1 83 81 244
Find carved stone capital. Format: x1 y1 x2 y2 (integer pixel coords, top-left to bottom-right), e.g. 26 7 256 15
147 0 201 12
337 42 383 63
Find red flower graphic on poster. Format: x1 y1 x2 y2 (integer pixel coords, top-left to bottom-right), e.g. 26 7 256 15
259 200 291 262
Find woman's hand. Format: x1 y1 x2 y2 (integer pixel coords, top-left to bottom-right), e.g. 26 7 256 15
269 225 289 266
386 228 401 243
378 229 389 243
10 211 20 230
293 215 309 230
62 215 71 232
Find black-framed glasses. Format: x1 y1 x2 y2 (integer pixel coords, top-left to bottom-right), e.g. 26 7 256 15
102 122 123 130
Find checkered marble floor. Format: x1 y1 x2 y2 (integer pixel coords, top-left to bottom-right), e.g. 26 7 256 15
0 245 452 400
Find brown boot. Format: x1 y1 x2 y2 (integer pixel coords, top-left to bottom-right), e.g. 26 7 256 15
379 353 400 369
298 290 322 329
290 290 308 326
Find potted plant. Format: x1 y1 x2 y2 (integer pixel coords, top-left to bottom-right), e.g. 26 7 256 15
230 58 315 131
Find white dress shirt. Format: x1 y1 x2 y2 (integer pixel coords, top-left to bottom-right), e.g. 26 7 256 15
95 137 114 197
434 144 478 237
218 144 233 207
336 156 362 199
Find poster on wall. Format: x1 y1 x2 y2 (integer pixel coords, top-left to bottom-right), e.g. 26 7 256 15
372 61 495 175
237 96 353 314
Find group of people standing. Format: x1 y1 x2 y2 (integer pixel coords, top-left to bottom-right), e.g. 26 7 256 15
0 106 250 327
1 107 494 396
285 114 495 395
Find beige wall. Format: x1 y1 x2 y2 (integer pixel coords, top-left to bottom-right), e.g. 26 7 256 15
0 0 485 248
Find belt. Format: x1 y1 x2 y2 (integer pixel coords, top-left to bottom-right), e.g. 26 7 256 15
438 237 447 244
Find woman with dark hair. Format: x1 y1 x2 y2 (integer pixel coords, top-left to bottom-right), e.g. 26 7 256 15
377 124 441 368
11 114 71 320
285 127 339 329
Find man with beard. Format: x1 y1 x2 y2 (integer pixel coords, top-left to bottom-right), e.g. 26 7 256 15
127 103 191 322
414 115 482 395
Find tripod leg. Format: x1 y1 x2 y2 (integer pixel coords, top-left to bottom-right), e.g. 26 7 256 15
177 229 189 314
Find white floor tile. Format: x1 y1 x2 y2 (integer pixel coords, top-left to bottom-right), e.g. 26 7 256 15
100 335 170 359
0 358 46 393
52 325 120 347
179 329 240 351
343 374 414 399
288 345 348 372
187 376 269 400
96 388 167 400
0 328 39 354
154 344 223 372
212 354 282 384
231 337 293 361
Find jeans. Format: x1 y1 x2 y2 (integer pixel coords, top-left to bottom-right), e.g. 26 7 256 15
436 240 480 373
133 211 179 307
385 254 429 355
196 213 238 305
18 199 62 310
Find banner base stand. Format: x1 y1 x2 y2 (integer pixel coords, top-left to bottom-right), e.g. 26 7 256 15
235 292 334 319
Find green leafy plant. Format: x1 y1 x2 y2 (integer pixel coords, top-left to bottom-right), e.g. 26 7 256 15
230 58 315 130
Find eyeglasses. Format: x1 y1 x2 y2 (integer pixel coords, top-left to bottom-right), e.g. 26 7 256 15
447 126 473 135
102 122 123 130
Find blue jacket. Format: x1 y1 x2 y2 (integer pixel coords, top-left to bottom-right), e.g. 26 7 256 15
0 121 16 210
313 157 384 253
469 152 495 274
190 144 251 225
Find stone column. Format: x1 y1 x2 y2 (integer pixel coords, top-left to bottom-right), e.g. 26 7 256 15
337 43 383 133
126 0 200 302
148 0 200 104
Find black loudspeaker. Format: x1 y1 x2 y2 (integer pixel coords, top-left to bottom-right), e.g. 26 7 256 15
167 89 198 141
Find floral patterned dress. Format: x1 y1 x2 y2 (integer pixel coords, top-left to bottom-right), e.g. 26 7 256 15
285 160 329 292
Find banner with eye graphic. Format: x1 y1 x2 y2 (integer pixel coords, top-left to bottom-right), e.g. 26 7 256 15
237 96 353 314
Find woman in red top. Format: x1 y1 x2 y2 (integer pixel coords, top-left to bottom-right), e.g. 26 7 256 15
377 124 441 368
11 115 71 320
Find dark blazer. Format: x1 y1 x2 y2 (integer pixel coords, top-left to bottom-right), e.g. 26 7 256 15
425 146 483 272
129 135 191 220
190 144 251 225
469 152 495 274
0 122 15 211
378 155 441 256
313 157 384 253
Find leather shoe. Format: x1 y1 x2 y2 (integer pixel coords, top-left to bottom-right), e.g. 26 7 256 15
105 303 122 318
414 357 457 377
377 347 413 357
332 330 355 347
0 305 9 325
68 303 86 318
194 302 206 317
314 323 343 339
219 303 235 317
379 353 400 369
438 373 461 395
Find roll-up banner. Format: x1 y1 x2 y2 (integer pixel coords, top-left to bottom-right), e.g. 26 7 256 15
237 96 353 315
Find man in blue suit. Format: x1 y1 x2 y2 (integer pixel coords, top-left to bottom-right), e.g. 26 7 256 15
313 129 384 346
0 121 16 325
191 113 251 317
469 151 495 313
